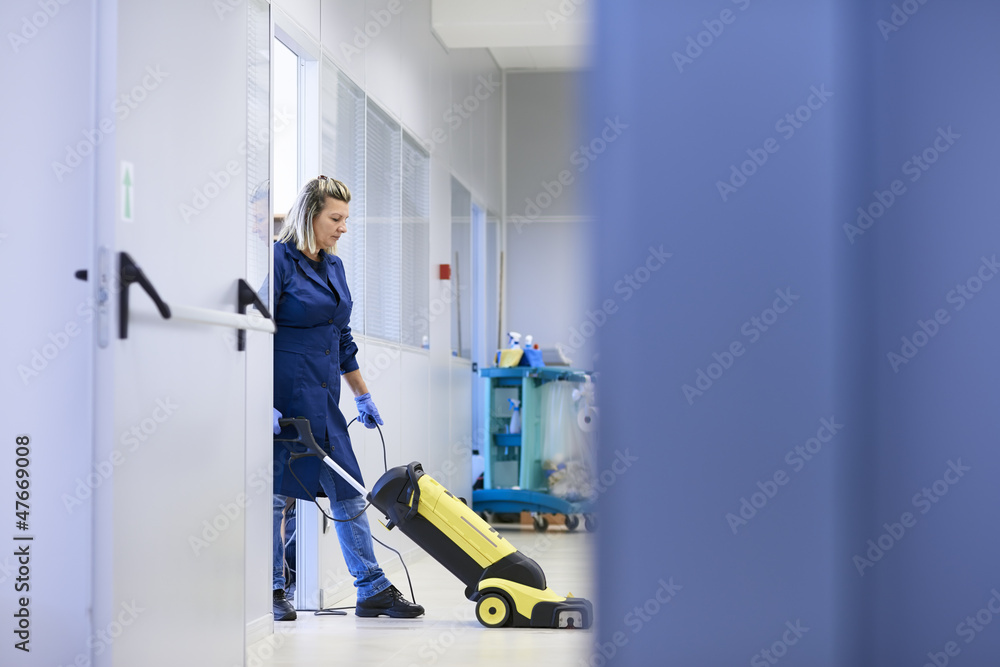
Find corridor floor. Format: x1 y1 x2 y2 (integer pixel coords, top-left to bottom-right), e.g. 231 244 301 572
250 526 595 667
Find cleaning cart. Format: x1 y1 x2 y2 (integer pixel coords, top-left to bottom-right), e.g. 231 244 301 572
473 367 598 532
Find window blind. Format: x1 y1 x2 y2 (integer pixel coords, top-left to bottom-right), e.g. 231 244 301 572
364 100 402 343
401 133 430 348
321 59 366 334
451 178 472 358
246 0 270 305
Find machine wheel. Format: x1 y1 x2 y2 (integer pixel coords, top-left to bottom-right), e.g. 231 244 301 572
564 514 580 532
584 514 598 532
475 592 511 628
533 514 549 532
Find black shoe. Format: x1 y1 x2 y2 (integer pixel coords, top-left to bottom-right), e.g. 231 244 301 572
356 585 424 618
273 589 297 621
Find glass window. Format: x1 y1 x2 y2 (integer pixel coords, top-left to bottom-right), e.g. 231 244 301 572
486 211 500 355
272 39 299 223
401 134 430 348
323 62 366 334
451 178 472 358
364 101 402 343
246 0 270 305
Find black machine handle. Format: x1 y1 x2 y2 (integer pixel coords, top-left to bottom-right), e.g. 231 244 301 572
404 462 423 522
275 417 327 459
237 279 273 352
119 252 171 339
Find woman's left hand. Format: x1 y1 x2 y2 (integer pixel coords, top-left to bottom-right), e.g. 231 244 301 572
354 393 383 429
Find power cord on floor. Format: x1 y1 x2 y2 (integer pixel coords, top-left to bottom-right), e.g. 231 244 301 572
284 417 417 615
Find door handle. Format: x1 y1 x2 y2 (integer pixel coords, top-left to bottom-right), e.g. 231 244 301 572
119 252 171 339
117 254 274 347
237 279 273 351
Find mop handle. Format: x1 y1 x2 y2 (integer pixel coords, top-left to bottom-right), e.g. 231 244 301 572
276 417 369 497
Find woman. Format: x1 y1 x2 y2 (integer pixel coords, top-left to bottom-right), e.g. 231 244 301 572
270 175 422 621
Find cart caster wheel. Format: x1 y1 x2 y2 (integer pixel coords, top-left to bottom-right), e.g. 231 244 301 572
533 515 549 532
584 514 598 532
564 514 580 532
476 592 511 628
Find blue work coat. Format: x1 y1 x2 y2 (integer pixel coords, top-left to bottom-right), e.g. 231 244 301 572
271 241 363 501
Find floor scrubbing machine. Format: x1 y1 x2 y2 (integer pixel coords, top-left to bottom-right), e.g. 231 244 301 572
277 417 593 629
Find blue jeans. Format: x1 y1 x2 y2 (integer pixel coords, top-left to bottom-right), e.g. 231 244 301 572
273 494 292 591
272 467 391 601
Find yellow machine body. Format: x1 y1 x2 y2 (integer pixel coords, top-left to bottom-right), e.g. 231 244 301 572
369 462 593 628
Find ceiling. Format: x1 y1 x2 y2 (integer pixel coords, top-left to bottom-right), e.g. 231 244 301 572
431 0 592 71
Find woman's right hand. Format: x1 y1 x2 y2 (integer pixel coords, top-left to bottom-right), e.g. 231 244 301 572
273 408 282 435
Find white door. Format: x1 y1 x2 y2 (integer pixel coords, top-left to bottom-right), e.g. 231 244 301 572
90 1 272 666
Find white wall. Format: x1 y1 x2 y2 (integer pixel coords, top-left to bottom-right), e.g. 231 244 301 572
506 221 591 366
269 0 500 615
506 71 582 220
504 71 593 368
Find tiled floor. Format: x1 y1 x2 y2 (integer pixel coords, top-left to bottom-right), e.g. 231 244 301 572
251 525 596 667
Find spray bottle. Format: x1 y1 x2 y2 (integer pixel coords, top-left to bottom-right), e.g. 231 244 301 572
508 398 521 434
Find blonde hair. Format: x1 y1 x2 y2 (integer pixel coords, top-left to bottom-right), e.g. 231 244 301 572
277 175 351 255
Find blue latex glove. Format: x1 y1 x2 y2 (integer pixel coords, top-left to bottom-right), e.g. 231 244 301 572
354 393 383 429
273 408 282 435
